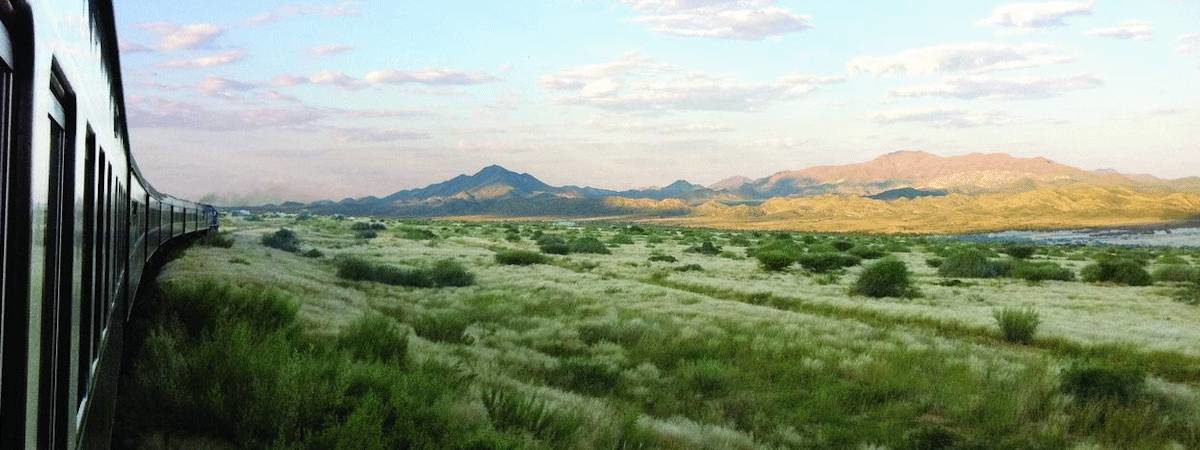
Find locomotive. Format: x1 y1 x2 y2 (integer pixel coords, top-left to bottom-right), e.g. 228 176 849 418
0 1 216 448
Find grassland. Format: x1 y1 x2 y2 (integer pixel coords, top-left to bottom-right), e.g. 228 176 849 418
116 214 1200 449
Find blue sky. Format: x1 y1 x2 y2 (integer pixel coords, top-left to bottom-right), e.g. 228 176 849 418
114 0 1200 204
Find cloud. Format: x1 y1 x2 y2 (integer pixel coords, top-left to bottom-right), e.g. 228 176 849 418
848 42 1074 76
890 73 1103 100
872 107 1011 128
617 0 811 40
162 49 247 69
247 1 360 26
1086 20 1153 41
119 41 154 54
540 52 841 112
364 69 499 85
310 44 354 56
197 75 262 97
138 22 224 51
328 126 432 144
584 116 734 134
978 1 1094 29
1178 33 1200 55
127 96 329 131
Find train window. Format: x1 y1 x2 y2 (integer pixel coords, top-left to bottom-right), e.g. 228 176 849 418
78 130 96 404
0 7 14 410
38 66 75 448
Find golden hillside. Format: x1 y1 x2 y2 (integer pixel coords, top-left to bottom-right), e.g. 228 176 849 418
649 185 1200 234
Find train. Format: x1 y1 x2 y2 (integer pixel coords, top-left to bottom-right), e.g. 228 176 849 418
0 1 217 448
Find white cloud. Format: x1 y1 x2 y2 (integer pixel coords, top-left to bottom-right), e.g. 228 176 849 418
247 1 360 26
890 73 1103 100
162 50 246 69
364 69 499 85
540 52 841 112
329 126 431 144
127 96 328 131
1178 33 1200 55
847 42 1073 76
138 22 224 51
873 107 1011 128
197 76 262 97
119 41 154 54
584 116 734 134
309 70 367 89
617 0 811 40
978 1 1094 29
310 44 354 56
1085 20 1153 41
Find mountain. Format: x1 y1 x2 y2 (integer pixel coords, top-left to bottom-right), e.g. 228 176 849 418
736 150 1115 197
250 151 1200 232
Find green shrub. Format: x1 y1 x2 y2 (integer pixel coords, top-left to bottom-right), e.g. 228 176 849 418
674 264 703 272
796 253 861 273
198 232 235 248
648 254 677 263
847 245 887 260
1011 261 1075 282
351 222 387 231
993 307 1040 344
938 249 1006 278
551 358 621 395
261 228 301 253
429 259 475 287
1152 264 1197 283
338 314 408 363
495 250 549 266
410 311 472 343
1081 258 1152 286
569 237 610 254
676 359 733 396
482 389 581 446
355 229 378 239
539 242 571 255
1156 255 1189 265
853 258 912 298
608 234 635 245
301 248 324 258
1002 245 1037 259
400 228 437 240
925 257 943 268
1060 360 1146 403
831 240 855 252
685 241 722 256
755 250 794 272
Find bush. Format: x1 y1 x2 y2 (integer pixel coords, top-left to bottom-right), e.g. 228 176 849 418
569 237 611 254
1152 264 1197 283
993 307 1040 344
1060 360 1146 403
1081 258 1152 286
1002 245 1037 259
831 240 855 252
483 389 581 446
1156 255 1189 265
853 258 912 298
335 256 472 288
429 259 475 287
355 230 378 239
674 264 703 272
925 258 943 268
1011 261 1075 282
847 245 887 260
676 359 733 396
495 250 548 266
198 232 235 248
648 254 677 263
755 250 794 272
338 314 408 363
539 242 570 255
351 222 387 231
400 228 437 240
685 241 722 256
301 249 324 258
938 249 1006 278
608 234 635 245
261 228 301 253
796 253 861 273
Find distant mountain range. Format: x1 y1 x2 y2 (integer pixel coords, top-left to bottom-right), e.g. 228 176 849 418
251 150 1200 233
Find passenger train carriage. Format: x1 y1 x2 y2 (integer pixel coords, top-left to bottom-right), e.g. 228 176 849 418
0 1 217 448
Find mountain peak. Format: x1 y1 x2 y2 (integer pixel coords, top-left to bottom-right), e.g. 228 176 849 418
475 164 518 176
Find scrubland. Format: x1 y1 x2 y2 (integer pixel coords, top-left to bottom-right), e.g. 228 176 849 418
116 214 1200 449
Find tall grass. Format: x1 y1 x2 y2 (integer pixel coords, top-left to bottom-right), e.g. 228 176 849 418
334 256 474 288
993 307 1040 344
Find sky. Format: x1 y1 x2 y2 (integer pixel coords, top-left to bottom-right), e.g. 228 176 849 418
113 0 1200 204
